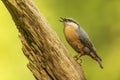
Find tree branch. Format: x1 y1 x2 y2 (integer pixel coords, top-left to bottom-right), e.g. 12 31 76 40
2 0 86 80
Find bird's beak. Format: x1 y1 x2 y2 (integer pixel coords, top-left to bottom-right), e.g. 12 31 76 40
59 17 64 22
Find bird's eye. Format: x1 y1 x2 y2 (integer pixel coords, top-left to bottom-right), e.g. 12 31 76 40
64 19 69 22
68 19 71 22
66 19 72 22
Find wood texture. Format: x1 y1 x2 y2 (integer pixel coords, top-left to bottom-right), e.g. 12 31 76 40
2 0 86 80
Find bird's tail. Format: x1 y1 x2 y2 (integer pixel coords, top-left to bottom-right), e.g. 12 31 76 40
90 52 103 69
96 57 103 69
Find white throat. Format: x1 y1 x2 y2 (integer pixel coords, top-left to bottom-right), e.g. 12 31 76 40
65 22 78 29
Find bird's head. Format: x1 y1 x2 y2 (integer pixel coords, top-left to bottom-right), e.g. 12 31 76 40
59 17 80 29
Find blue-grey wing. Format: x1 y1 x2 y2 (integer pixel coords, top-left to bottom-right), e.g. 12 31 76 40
75 26 103 68
75 27 96 53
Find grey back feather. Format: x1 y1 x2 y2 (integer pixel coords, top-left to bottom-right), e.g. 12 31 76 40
75 26 96 53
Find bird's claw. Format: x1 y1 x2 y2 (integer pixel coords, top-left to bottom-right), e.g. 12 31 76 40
73 54 82 63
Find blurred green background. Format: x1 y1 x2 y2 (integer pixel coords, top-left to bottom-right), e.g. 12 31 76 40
0 0 120 80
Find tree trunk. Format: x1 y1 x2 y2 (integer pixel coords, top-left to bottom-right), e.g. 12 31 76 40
2 0 86 80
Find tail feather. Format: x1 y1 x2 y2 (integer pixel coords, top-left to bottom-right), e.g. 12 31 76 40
90 52 103 69
96 57 103 69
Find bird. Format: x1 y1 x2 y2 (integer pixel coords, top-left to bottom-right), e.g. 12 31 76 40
59 17 103 69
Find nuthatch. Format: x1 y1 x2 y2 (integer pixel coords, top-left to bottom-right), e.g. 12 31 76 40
60 17 103 69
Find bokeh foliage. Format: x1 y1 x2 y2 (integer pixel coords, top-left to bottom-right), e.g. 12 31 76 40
0 0 120 80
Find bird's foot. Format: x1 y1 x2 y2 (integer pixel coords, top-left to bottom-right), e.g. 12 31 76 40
73 54 82 63
73 55 79 61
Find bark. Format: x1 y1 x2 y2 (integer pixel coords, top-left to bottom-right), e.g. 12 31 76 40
2 0 86 80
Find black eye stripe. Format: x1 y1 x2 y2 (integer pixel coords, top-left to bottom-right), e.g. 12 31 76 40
64 18 76 22
64 18 80 26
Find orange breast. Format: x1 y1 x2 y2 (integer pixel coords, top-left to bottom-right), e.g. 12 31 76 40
64 26 78 42
64 26 84 52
